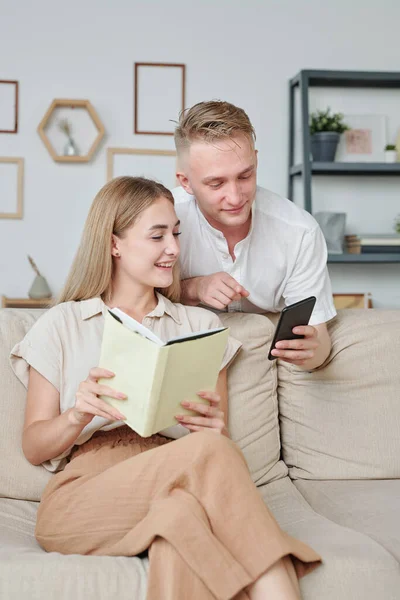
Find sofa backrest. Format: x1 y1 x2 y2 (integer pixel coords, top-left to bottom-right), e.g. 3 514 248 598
0 309 51 500
0 308 286 501
278 309 400 480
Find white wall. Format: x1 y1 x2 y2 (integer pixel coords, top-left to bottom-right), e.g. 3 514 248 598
1 0 400 307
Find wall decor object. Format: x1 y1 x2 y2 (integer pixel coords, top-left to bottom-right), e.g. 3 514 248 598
335 114 386 162
107 147 177 189
333 293 373 309
0 80 18 133
27 255 52 299
0 157 24 219
134 62 186 135
314 211 346 254
37 99 105 163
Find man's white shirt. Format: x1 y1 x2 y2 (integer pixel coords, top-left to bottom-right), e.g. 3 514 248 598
172 185 336 326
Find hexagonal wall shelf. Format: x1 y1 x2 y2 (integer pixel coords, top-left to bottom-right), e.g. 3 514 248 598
37 99 105 163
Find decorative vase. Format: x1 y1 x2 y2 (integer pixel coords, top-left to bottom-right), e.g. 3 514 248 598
64 137 79 156
384 150 397 163
28 275 52 299
310 132 340 162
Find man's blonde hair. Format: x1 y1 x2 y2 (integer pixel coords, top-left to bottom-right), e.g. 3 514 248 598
57 176 180 305
174 100 256 154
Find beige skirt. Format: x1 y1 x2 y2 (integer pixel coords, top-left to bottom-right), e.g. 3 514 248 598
36 426 321 600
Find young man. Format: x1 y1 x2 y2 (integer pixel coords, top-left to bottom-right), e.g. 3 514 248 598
173 100 336 370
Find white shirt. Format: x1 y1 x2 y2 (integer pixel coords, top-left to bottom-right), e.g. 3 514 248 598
173 185 336 326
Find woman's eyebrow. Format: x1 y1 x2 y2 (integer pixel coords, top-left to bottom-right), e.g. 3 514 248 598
148 220 180 231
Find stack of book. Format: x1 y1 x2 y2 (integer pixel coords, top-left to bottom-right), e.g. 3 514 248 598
345 234 400 254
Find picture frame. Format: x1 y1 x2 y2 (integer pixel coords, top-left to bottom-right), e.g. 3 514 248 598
106 148 177 190
37 99 105 163
0 80 18 134
0 157 24 219
335 115 386 162
134 63 186 135
333 293 373 309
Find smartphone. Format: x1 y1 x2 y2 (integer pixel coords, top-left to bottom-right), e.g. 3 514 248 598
268 296 316 360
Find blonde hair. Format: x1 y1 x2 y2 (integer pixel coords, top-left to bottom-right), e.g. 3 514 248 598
57 176 180 305
174 100 256 154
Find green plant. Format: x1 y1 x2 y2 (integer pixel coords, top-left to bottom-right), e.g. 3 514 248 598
385 144 397 151
58 118 74 142
395 215 400 234
309 108 349 135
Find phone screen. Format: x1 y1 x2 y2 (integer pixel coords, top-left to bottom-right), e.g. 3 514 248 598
268 296 316 360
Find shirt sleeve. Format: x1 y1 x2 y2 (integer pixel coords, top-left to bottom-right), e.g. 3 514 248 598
10 307 62 391
283 225 337 326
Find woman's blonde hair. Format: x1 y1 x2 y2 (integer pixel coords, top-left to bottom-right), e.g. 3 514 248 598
174 100 256 154
57 176 180 305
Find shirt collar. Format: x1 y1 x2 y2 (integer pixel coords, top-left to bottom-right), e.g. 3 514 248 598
195 198 255 243
79 293 181 325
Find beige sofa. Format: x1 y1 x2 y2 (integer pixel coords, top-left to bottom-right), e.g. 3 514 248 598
1 307 400 599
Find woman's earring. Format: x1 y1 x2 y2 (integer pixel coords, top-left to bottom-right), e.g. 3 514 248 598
115 251 120 257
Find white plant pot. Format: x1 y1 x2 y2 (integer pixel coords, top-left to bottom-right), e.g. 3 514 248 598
384 150 398 163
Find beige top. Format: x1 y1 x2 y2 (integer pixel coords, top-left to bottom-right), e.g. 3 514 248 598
10 293 241 473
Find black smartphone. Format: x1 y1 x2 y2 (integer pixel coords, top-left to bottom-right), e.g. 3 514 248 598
268 296 316 360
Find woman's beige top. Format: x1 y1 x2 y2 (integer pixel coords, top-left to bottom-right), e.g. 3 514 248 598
10 293 241 472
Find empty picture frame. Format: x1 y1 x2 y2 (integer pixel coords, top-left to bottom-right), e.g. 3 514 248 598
107 148 177 190
134 63 186 135
0 157 24 219
0 80 18 133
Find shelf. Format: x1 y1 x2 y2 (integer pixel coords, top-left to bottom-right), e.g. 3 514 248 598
328 253 400 264
290 69 400 88
290 163 400 176
1 296 53 308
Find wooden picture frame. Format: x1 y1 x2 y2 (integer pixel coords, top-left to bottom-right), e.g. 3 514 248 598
37 99 105 163
0 80 18 134
107 148 177 189
333 293 373 309
134 63 186 135
0 157 24 219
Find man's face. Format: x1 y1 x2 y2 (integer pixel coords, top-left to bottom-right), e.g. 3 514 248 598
177 134 257 232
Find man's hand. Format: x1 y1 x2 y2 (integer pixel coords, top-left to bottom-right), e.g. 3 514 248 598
270 322 331 370
182 273 249 309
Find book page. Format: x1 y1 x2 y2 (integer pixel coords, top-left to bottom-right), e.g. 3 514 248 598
153 329 229 432
99 312 161 435
109 308 164 345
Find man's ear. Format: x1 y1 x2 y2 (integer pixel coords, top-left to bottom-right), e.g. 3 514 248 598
176 170 194 195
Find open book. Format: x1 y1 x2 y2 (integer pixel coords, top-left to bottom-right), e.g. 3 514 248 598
98 308 229 437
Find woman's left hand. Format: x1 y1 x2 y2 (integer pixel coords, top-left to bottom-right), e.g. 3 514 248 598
175 390 227 436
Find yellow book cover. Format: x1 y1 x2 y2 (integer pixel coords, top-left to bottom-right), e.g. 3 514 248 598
98 309 229 437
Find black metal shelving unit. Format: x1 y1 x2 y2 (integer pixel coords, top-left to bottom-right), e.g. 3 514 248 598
288 69 400 264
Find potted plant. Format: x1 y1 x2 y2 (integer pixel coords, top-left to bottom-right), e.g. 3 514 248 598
309 108 349 162
384 144 398 163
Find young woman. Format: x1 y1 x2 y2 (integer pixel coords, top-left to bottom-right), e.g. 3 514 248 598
11 176 321 599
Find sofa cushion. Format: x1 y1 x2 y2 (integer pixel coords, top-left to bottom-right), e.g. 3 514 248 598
0 309 51 501
278 309 400 480
259 477 400 600
1 309 285 501
295 479 400 563
0 498 147 600
219 312 287 485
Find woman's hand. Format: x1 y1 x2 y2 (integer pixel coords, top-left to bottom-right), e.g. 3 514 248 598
175 390 228 436
69 367 127 426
